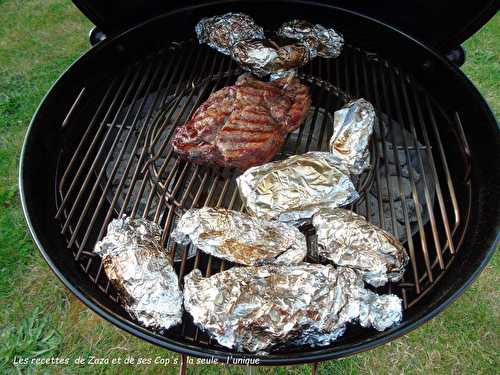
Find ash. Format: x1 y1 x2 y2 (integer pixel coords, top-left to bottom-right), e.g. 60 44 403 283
356 115 435 243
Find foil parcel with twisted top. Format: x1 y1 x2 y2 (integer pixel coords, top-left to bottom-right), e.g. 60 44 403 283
329 98 375 175
94 216 183 331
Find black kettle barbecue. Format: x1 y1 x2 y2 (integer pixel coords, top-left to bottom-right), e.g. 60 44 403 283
20 0 499 371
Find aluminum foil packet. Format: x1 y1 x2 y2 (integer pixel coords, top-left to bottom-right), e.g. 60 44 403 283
312 208 409 287
277 20 344 59
237 151 359 223
171 207 307 266
330 98 375 175
184 264 402 352
94 216 183 331
231 39 310 77
359 289 403 331
195 13 265 55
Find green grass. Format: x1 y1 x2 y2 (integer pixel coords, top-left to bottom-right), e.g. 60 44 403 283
1 308 62 368
0 1 498 374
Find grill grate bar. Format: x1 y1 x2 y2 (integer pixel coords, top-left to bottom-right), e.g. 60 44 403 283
397 71 445 270
154 56 237 182
149 56 201 150
453 113 472 183
56 73 127 218
96 55 173 241
369 58 401 237
358 50 387 231
60 66 140 236
411 82 457 256
352 49 361 98
366 54 421 293
343 51 351 95
293 63 320 153
133 47 206 219
80 48 190 285
164 161 190 205
55 41 470 344
387 65 435 280
379 63 429 284
146 54 228 184
150 48 220 152
315 62 334 150
425 95 461 250
302 60 326 152
58 85 108 193
61 87 86 129
145 47 193 150
70 61 155 255
117 52 180 218
78 60 164 252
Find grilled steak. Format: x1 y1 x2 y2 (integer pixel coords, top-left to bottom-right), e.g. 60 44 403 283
171 73 311 170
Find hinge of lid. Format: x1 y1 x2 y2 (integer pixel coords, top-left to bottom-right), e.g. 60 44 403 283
89 26 106 46
445 46 466 67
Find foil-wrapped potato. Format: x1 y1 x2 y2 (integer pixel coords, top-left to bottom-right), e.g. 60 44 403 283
195 13 265 55
312 208 409 287
94 216 182 330
277 19 344 59
237 151 359 223
171 207 307 266
195 14 345 77
231 39 311 77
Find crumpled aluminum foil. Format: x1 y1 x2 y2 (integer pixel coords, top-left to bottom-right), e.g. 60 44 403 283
330 99 375 175
312 208 409 287
171 207 307 266
184 264 402 352
195 13 265 55
237 151 359 223
94 216 182 331
359 289 403 331
269 68 298 81
196 15 343 77
231 39 310 77
277 20 344 59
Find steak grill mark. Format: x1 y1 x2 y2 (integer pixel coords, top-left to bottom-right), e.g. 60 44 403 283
171 73 311 170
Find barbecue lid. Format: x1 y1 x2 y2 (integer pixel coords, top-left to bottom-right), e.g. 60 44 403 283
72 0 497 53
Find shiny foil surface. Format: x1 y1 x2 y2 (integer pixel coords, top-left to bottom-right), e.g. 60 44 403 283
359 289 403 331
277 20 344 59
195 13 265 55
184 265 402 352
312 208 409 287
231 39 311 77
237 151 359 222
329 99 375 175
171 207 307 266
94 216 182 331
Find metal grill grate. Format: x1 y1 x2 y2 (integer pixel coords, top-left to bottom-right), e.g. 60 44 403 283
54 40 472 347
